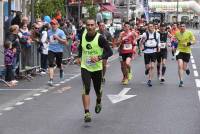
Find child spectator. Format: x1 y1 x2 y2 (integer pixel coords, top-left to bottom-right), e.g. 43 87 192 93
4 41 18 87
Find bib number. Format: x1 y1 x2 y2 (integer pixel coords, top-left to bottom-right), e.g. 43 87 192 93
123 44 132 50
86 57 95 66
160 43 166 49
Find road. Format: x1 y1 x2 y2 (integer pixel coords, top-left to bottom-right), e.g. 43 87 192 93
0 31 200 134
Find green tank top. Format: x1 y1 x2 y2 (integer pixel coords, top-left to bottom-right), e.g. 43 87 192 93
81 32 103 72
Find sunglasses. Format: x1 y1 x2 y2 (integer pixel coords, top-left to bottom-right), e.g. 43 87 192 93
34 27 39 29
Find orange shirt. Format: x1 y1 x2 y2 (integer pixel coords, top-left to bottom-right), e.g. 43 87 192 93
170 28 179 36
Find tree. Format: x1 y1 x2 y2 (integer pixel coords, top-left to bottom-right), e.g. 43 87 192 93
34 0 66 18
84 0 98 19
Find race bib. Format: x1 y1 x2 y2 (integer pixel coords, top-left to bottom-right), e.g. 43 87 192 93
160 43 166 49
86 57 95 66
50 35 58 44
123 44 132 50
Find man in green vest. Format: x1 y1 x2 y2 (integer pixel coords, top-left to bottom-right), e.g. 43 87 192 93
76 18 113 122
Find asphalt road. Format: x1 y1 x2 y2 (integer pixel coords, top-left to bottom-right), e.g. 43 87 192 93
0 30 200 134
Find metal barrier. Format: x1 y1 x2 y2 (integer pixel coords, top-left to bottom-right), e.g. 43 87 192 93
19 41 41 80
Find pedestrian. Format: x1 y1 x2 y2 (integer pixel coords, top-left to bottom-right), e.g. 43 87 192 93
4 41 18 87
47 19 68 86
76 18 113 122
140 22 160 87
175 22 195 87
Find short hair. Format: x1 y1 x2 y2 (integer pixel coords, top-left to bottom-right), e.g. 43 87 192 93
180 22 186 25
160 23 166 27
4 41 12 49
124 22 130 26
9 25 19 33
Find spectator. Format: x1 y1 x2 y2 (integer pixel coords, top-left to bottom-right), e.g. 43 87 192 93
11 11 22 26
5 25 21 77
4 41 18 87
40 23 50 74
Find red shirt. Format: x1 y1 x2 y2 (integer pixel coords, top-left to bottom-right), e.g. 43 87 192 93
120 30 136 54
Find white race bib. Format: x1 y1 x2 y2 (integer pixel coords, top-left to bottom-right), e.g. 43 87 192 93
50 35 57 44
86 57 95 66
160 43 166 49
123 44 132 50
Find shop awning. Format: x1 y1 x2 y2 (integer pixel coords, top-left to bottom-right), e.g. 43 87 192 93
100 3 117 13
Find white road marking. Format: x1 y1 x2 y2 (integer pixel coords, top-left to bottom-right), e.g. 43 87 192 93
40 89 48 93
198 91 200 102
195 79 200 88
64 79 70 82
3 107 14 111
107 88 137 104
191 55 194 59
15 102 24 106
54 84 60 87
0 113 2 116
191 59 195 63
194 70 199 77
24 97 33 101
0 89 42 91
192 64 197 69
60 81 65 84
33 94 41 97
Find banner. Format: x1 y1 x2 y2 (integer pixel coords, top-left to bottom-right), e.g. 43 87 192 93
143 0 149 23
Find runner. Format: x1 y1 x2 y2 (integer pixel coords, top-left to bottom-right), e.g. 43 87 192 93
140 22 160 87
175 22 195 87
76 18 113 122
170 23 179 60
98 21 113 83
118 22 137 85
156 23 170 83
47 19 68 86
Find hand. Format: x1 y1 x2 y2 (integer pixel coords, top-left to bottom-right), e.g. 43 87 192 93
75 58 81 65
13 48 17 53
90 56 99 63
53 35 59 40
157 48 161 52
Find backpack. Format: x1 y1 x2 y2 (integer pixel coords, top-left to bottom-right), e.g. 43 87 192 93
144 31 158 49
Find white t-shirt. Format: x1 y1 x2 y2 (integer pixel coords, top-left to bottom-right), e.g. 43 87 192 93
141 32 160 54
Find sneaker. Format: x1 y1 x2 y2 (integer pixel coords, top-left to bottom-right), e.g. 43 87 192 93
60 70 64 79
84 112 92 123
40 71 46 75
122 79 129 85
145 69 149 75
179 81 184 87
95 103 102 114
12 80 19 83
48 79 53 86
186 69 190 75
160 78 165 83
147 80 152 87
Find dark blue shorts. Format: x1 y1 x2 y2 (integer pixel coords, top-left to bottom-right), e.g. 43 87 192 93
171 41 178 48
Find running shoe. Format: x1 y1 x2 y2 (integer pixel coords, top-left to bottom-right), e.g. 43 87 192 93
147 80 152 87
48 79 53 86
160 78 165 83
84 112 92 123
186 69 190 75
122 79 129 85
95 103 102 114
179 81 184 87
